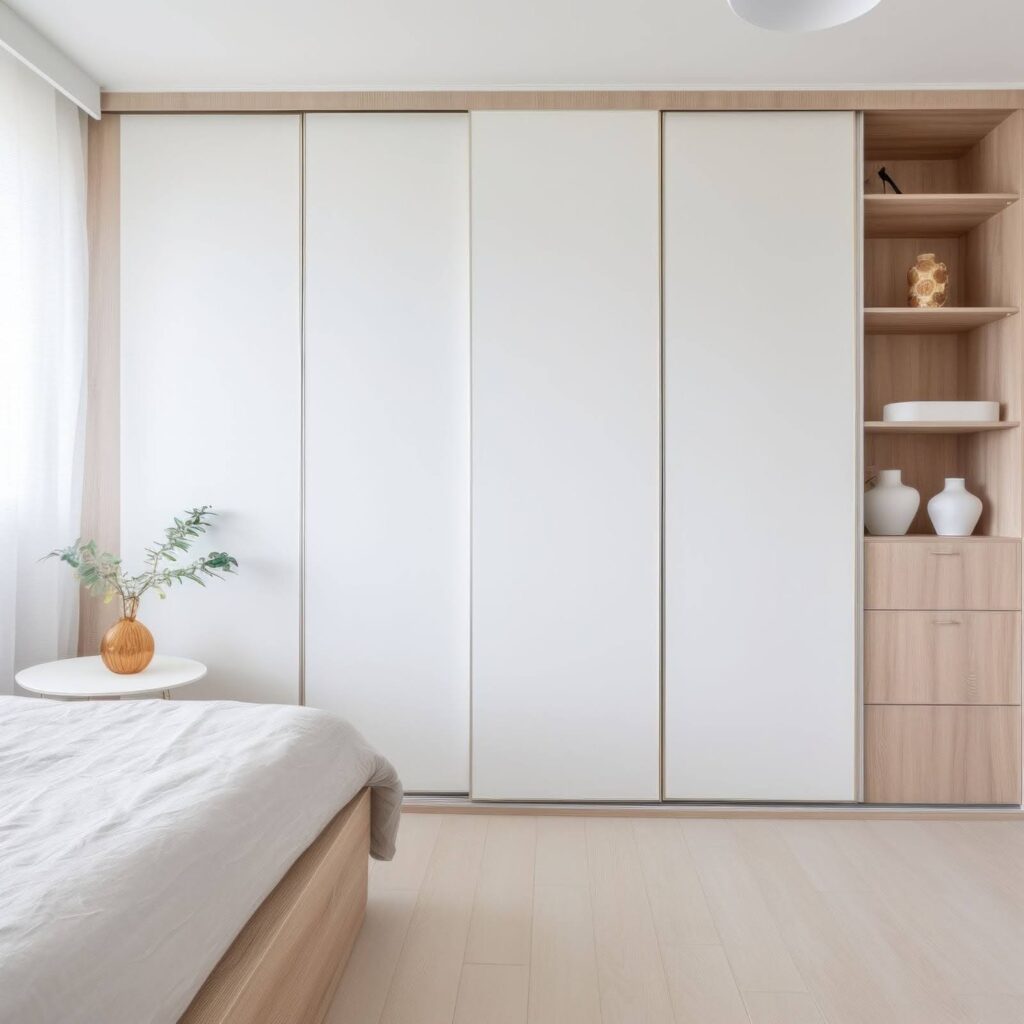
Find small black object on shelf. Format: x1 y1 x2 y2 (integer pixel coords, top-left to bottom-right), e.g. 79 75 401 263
877 167 903 194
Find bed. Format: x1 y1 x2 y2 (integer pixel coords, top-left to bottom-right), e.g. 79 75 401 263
0 695 402 1024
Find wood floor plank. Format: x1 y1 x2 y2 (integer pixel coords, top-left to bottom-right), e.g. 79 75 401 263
454 964 529 1024
330 811 1024 1024
528 884 602 1024
633 818 719 946
379 815 487 1024
659 944 750 1024
966 820 1024 853
858 822 1024 995
948 822 1024 908
325 887 418 1024
811 827 978 1023
821 821 1022 999
465 816 537 965
732 820 902 1024
743 992 825 1024
930 822 1024 920
534 816 588 886
372 812 443 890
585 818 675 1023
823 889 971 1023
893 823 1024 953
776 820 872 893
680 818 737 843
681 820 807 993
957 994 1024 1024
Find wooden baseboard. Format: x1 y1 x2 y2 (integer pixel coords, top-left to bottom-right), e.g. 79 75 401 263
401 795 1024 820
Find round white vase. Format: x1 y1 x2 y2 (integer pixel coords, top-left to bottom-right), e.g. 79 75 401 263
865 469 920 536
927 478 982 537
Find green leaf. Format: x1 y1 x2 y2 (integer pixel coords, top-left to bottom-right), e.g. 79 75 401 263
45 505 238 606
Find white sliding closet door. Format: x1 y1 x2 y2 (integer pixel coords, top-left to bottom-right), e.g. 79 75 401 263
663 112 858 801
471 111 661 801
121 115 301 704
304 114 470 792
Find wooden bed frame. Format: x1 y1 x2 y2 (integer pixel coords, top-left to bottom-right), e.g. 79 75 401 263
179 788 371 1024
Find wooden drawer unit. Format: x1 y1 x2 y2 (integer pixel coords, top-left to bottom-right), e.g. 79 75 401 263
865 705 1022 804
864 611 1021 705
864 538 1021 610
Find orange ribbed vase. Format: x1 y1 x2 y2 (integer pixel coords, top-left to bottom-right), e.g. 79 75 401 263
100 601 155 674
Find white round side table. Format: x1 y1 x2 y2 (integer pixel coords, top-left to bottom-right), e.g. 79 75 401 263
15 655 207 700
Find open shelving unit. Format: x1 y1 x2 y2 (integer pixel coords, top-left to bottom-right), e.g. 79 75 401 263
862 109 1024 806
862 108 1023 539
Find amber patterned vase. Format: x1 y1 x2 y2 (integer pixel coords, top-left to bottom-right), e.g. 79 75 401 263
907 252 948 308
100 598 155 674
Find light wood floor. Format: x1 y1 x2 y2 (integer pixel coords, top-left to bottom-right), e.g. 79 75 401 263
326 812 1024 1024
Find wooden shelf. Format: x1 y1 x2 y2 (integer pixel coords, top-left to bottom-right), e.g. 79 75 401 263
864 193 1017 237
863 110 1014 161
864 535 1020 543
865 420 1019 435
864 307 1018 334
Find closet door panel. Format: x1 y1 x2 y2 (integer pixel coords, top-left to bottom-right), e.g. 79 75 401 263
303 114 470 793
120 115 301 704
470 111 661 801
663 112 858 801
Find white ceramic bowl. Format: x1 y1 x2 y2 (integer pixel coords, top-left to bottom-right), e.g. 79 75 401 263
882 401 1000 423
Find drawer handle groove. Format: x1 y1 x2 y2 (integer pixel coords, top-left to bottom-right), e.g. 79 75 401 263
929 550 962 556
931 619 962 626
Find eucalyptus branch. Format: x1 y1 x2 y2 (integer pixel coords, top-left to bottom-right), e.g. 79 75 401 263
45 539 126 604
46 506 238 619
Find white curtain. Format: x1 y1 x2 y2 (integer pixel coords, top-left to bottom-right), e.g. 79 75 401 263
0 48 89 692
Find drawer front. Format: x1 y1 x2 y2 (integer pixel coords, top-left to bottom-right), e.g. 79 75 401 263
865 705 1022 804
864 540 1020 610
864 611 1021 705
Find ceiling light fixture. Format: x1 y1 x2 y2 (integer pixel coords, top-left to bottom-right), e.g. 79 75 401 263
728 0 882 32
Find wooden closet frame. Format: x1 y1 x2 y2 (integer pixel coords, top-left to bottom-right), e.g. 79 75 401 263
101 89 1024 112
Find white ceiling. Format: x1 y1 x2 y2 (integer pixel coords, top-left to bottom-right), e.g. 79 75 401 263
10 0 1024 93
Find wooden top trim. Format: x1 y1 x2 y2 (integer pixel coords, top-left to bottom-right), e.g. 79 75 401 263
101 89 1024 114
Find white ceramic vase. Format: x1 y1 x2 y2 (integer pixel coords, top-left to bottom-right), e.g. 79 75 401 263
865 469 919 536
927 478 982 537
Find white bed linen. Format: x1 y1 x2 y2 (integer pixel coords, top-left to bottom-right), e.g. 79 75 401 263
0 695 401 1024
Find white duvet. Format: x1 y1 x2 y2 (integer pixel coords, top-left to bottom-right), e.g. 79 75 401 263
0 695 401 1024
